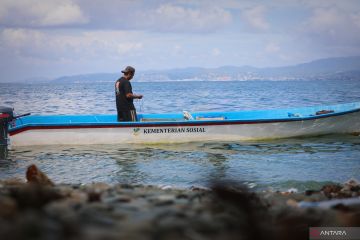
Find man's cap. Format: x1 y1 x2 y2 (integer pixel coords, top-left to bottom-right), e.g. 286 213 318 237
121 66 135 74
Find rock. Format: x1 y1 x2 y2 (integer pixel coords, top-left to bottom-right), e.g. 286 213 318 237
45 199 79 220
305 190 319 196
9 184 63 209
104 195 132 203
298 197 360 209
343 179 360 192
87 192 102 203
0 196 18 217
86 183 111 193
286 199 299 208
160 185 173 190
150 195 176 206
283 188 298 194
190 186 210 191
0 178 26 187
336 210 360 226
1 179 360 240
321 184 342 198
69 191 88 203
26 164 54 187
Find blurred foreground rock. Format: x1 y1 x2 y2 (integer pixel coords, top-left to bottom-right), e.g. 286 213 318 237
26 164 54 186
0 166 359 240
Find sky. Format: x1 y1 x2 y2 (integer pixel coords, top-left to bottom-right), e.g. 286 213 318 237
1 0 360 82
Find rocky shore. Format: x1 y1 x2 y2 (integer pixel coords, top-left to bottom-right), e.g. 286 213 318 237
0 165 359 240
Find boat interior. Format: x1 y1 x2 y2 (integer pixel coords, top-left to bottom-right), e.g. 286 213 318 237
10 102 360 127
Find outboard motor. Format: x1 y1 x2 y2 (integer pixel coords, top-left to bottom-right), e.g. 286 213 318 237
0 106 14 159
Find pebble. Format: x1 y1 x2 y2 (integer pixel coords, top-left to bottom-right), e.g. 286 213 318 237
0 165 359 240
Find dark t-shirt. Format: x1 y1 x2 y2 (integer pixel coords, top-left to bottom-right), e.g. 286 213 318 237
115 77 135 111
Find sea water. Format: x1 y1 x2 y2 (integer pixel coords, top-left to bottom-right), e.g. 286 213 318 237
0 80 359 191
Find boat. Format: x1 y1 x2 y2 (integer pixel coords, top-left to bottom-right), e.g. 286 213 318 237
1 102 360 147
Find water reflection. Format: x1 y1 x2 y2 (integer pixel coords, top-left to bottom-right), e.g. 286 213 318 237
0 146 8 160
206 152 229 181
1 134 359 191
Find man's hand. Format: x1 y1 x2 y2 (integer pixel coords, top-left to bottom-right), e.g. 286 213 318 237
126 93 143 99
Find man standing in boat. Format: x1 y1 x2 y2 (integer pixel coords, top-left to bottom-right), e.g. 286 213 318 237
115 66 143 122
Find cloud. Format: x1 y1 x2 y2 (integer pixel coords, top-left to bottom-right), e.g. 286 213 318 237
307 8 341 30
117 42 143 55
1 28 88 62
242 5 269 31
352 12 360 29
0 28 143 61
212 48 221 56
172 44 184 56
302 6 360 46
0 0 88 27
0 28 30 47
22 1 233 33
136 3 232 33
265 42 280 53
299 0 360 10
0 27 147 81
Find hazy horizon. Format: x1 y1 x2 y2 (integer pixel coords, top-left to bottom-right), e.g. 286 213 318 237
0 56 360 83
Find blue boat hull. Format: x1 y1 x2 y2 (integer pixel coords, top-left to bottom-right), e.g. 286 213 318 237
8 102 360 146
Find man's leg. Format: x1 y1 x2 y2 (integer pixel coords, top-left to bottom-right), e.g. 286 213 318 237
129 110 137 122
116 98 123 121
117 111 125 121
118 111 137 122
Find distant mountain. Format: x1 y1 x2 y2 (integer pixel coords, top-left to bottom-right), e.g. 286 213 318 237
260 56 360 77
52 56 360 82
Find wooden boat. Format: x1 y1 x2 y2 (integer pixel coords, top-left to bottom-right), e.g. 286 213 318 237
3 102 360 147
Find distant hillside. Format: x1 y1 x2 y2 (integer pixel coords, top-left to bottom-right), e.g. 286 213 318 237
52 56 360 82
260 56 360 77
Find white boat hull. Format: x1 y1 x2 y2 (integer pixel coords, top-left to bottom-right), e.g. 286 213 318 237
10 110 360 146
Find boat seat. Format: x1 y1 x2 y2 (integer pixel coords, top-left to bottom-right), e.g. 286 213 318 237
140 118 183 122
196 116 225 120
316 110 334 115
288 112 302 117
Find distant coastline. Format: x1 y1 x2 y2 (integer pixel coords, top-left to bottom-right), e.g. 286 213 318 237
16 56 360 83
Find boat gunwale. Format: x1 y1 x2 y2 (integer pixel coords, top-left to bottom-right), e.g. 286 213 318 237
9 107 360 136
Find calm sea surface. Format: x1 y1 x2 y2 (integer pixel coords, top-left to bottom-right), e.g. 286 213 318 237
0 80 360 191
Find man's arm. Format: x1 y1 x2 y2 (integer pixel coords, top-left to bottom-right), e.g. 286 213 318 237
126 93 143 99
115 81 120 95
123 81 143 99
